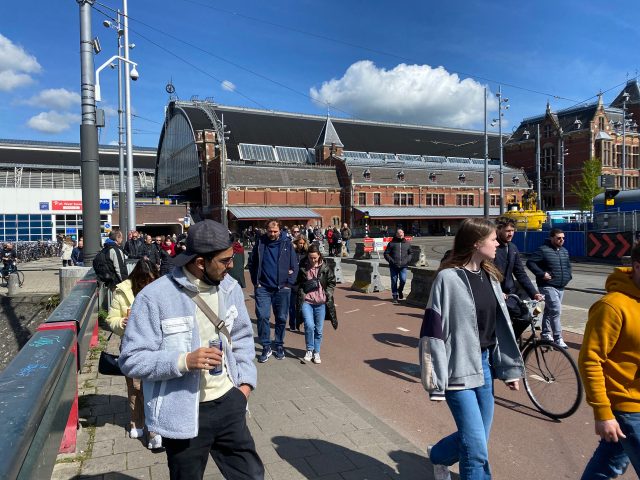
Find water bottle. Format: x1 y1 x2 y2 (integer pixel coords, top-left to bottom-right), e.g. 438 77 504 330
208 339 223 376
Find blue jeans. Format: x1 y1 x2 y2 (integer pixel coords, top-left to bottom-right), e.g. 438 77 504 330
255 286 290 349
288 287 298 330
389 265 407 299
429 350 494 480
301 302 326 353
581 411 640 479
539 286 564 338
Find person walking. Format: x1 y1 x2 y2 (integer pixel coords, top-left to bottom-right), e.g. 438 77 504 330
288 236 309 331
106 259 160 448
227 233 246 288
326 227 334 256
526 228 572 349
578 242 640 479
248 219 298 363
119 219 264 480
295 244 337 364
103 230 128 287
141 234 161 270
61 237 73 267
71 238 84 266
383 229 412 304
124 231 145 259
420 218 524 480
340 223 352 256
494 216 543 301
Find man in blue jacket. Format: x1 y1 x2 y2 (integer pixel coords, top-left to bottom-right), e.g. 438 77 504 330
526 228 573 349
120 219 264 479
248 219 298 362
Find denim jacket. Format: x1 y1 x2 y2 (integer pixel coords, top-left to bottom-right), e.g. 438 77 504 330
119 268 257 439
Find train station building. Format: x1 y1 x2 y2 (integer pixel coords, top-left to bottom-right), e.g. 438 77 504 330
157 100 529 235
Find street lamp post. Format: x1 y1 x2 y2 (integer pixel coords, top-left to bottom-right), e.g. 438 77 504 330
493 86 509 215
122 0 136 232
622 92 629 191
483 87 489 219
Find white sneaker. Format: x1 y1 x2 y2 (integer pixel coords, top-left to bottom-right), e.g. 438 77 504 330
304 350 313 362
129 428 144 439
541 333 553 342
427 445 451 480
147 433 163 450
312 353 321 364
554 337 569 349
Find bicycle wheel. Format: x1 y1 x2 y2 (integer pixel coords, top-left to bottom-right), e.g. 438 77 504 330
522 340 583 419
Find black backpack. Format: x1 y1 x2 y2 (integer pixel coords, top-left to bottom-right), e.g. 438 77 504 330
93 244 126 288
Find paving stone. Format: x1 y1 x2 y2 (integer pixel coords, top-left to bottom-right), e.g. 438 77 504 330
265 459 313 480
149 464 171 480
91 440 114 458
51 461 81 480
339 465 395 480
112 436 148 454
314 418 357 436
82 453 126 475
104 468 151 479
344 429 390 447
255 444 282 465
273 438 319 460
305 452 357 476
126 449 167 470
277 422 324 440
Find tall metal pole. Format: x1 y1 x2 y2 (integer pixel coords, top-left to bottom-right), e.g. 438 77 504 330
123 0 136 231
560 135 566 209
78 0 101 262
483 87 490 219
536 124 541 209
622 93 628 191
116 10 127 237
220 113 228 227
497 86 505 215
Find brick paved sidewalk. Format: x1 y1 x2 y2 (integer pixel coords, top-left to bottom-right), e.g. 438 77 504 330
52 330 430 480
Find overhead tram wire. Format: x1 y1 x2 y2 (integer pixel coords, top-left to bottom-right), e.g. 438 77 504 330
91 1 352 117
91 4 270 111
132 113 162 125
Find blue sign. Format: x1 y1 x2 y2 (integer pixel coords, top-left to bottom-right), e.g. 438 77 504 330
65 228 77 235
100 199 110 211
39 202 49 211
103 223 111 230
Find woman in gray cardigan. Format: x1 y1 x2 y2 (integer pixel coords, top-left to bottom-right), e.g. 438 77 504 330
419 218 525 480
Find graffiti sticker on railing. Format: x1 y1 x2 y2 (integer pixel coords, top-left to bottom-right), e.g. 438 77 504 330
28 335 61 348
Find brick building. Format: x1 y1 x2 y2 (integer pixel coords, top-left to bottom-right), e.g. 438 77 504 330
156 100 529 235
505 80 640 210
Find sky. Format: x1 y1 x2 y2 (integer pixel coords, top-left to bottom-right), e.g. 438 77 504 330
1 0 639 149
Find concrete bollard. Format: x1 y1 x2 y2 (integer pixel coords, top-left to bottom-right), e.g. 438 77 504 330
405 266 438 309
408 245 427 267
325 257 344 283
350 261 385 293
59 266 92 300
353 242 371 260
7 273 20 297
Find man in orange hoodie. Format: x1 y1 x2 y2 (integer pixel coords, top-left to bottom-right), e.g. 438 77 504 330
578 242 640 479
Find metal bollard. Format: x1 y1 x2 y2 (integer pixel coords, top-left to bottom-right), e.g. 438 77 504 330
7 273 19 296
325 257 344 283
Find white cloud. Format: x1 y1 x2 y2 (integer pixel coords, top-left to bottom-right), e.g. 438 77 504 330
102 105 118 117
27 111 81 134
108 140 119 146
0 34 41 91
310 60 497 128
23 88 80 110
221 80 236 92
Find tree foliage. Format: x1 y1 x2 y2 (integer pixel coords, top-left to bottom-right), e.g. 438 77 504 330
570 157 603 212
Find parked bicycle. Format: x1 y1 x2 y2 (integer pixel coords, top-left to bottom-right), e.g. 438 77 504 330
508 294 583 420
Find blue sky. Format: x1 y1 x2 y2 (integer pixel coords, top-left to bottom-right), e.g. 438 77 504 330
1 0 638 148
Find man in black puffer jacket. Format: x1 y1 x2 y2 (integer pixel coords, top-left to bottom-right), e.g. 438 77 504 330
383 229 412 304
526 228 572 349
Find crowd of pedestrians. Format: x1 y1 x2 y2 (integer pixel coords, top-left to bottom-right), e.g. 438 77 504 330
86 215 639 480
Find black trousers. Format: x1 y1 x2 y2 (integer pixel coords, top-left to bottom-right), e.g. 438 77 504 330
164 388 264 480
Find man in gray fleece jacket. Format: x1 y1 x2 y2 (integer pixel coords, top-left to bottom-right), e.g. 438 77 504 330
120 220 264 480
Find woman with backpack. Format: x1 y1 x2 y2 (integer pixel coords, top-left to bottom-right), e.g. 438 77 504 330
106 259 162 449
295 244 337 364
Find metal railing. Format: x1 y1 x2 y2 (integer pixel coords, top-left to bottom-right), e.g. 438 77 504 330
0 271 98 479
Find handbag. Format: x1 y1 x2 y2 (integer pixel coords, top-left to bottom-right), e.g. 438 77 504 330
98 333 123 376
301 277 319 294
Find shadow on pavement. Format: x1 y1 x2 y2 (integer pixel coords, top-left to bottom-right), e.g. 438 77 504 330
272 436 438 478
345 294 390 301
395 311 424 320
494 395 559 423
372 332 419 349
364 358 420 383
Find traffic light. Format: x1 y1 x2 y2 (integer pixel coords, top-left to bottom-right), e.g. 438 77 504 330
363 211 370 220
604 189 620 206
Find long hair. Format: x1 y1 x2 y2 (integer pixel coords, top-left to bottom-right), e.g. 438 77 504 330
306 243 323 265
129 259 159 296
439 218 503 282
293 236 309 254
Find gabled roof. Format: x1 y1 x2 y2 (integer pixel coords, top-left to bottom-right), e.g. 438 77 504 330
610 80 640 107
167 101 505 160
314 117 343 148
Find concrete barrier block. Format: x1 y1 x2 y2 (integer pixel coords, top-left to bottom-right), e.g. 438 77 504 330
59 267 92 300
325 257 344 283
350 261 385 293
7 273 20 297
408 245 427 267
353 242 371 260
406 266 437 309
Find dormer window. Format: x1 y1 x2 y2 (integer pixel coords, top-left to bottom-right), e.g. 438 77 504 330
488 174 494 185
458 172 466 184
574 118 582 130
523 128 530 140
363 169 371 181
397 170 405 182
512 175 520 185
429 172 437 183
544 125 551 138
